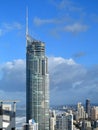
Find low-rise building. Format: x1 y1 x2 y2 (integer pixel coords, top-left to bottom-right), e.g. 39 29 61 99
0 101 16 130
56 112 73 130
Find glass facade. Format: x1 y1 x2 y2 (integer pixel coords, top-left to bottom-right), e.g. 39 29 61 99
26 35 49 130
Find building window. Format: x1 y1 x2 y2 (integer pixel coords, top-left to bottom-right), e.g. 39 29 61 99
12 128 15 130
34 60 37 73
42 60 45 75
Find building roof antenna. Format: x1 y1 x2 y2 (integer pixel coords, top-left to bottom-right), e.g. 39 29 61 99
26 6 28 36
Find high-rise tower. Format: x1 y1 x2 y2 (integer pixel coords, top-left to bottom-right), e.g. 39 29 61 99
86 99 91 118
26 10 49 130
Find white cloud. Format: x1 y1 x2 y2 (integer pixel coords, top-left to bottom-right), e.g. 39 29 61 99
33 17 63 26
72 81 83 88
63 23 89 33
49 57 75 65
0 22 22 36
33 17 54 26
3 22 22 30
0 59 26 92
51 0 82 12
33 0 89 36
33 18 89 35
50 58 98 104
0 91 25 104
0 58 98 105
48 57 76 71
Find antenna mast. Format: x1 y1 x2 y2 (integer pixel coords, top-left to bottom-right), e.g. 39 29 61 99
26 6 28 36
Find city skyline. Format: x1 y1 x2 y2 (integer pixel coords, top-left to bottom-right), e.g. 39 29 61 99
0 0 98 105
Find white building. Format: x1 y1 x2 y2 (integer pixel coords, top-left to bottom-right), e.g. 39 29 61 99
0 101 16 130
81 120 91 130
23 119 38 130
91 106 98 120
49 117 55 130
77 102 85 119
49 110 56 130
56 112 73 130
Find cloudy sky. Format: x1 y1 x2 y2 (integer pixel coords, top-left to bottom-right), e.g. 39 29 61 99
0 0 98 105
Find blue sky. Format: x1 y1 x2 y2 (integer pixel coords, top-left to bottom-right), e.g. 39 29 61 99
0 0 98 105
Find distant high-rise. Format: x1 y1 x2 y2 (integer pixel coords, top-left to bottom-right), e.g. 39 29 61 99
26 11 49 130
91 106 98 120
77 102 85 119
86 99 91 118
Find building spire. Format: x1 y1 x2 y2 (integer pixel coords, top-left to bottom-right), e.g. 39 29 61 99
26 6 28 36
